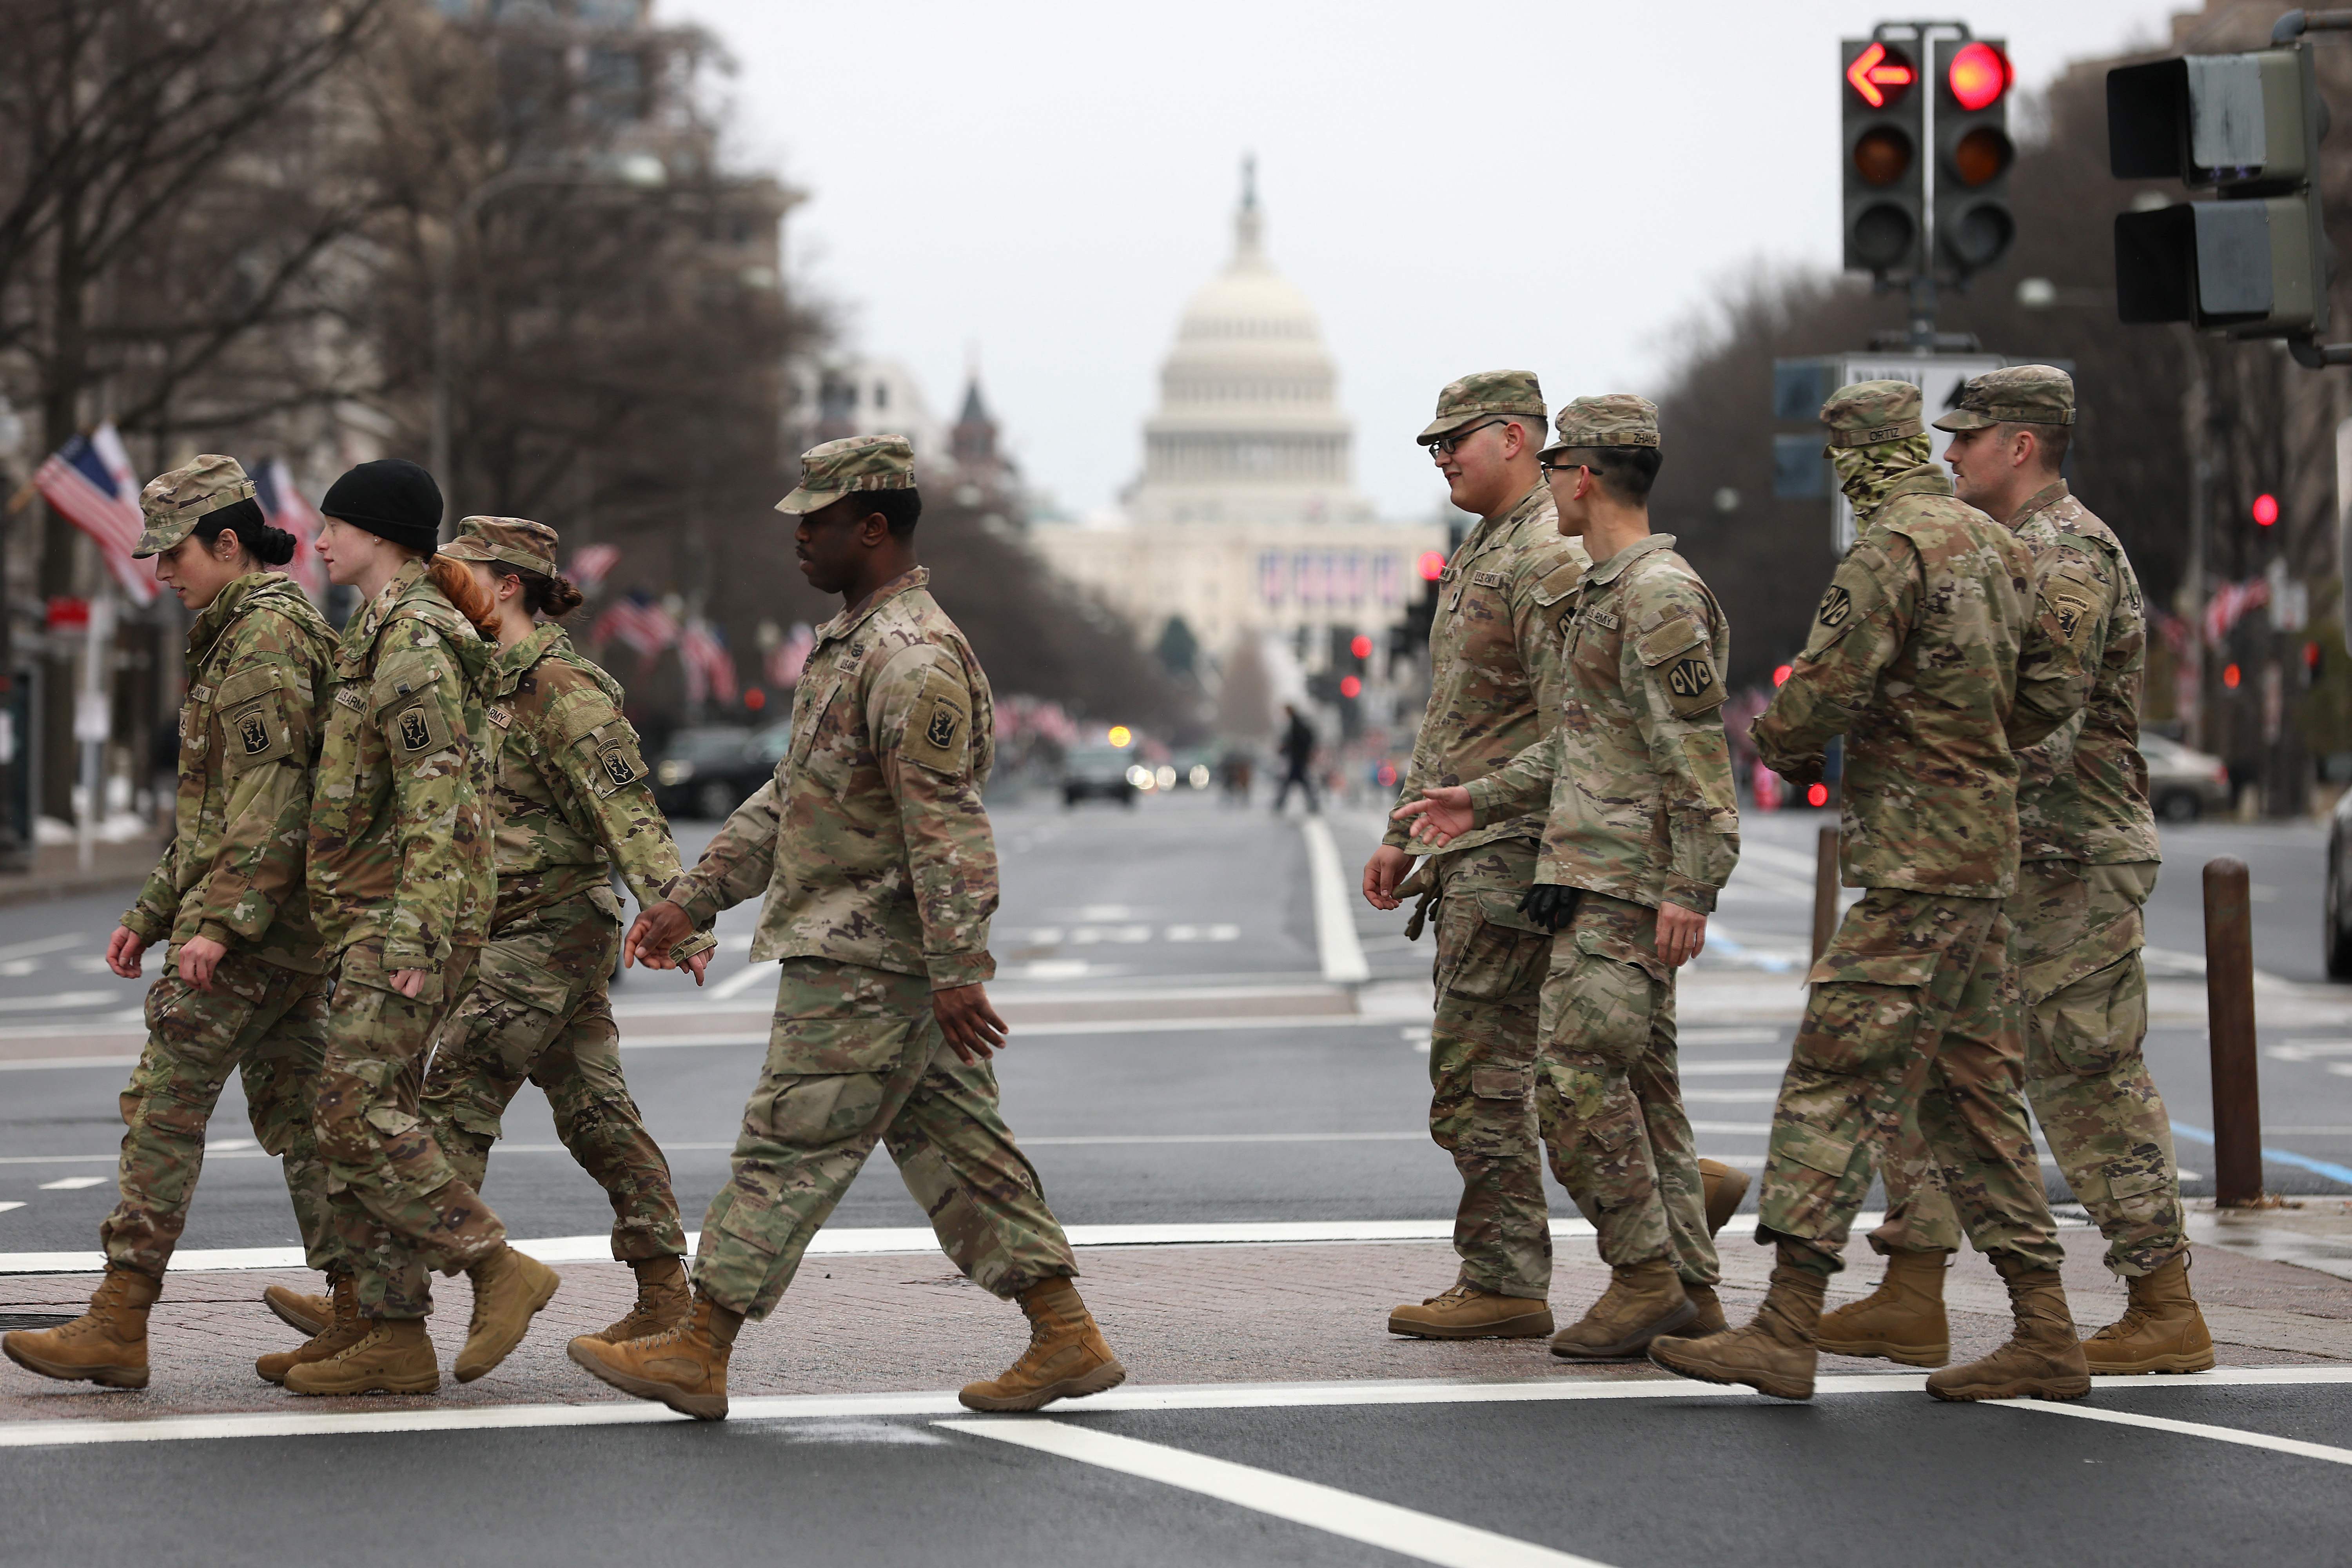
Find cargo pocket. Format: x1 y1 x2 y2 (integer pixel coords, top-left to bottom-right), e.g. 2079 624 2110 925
1776 1121 1858 1180
1794 950 1938 1077
2075 1157 2172 1227
743 1071 890 1149
710 1183 785 1258
1470 1064 1532 1101
2040 953 2144 1078
1436 893 1552 1002
1543 927 1661 1067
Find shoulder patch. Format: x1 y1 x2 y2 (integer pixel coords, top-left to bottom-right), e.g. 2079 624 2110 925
214 664 288 709
900 663 972 776
1530 557 1588 607
387 695 453 760
581 719 647 798
1659 650 1725 717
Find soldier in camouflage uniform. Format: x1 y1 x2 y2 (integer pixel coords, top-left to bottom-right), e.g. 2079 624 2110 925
1649 381 2093 1404
1398 395 1740 1359
3 458 340 1392
572 436 1123 1421
1820 367 2211 1375
419 517 718 1347
287 458 560 1397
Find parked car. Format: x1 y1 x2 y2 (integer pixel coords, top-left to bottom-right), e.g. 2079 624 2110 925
2141 733 2230 824
651 724 764 820
2327 786 2352 979
1061 744 1139 808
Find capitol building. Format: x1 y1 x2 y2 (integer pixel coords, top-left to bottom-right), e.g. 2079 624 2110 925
1032 171 1442 692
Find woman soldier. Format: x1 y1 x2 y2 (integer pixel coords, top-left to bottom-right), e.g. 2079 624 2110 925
419 517 713 1344
1 456 341 1392
283 458 559 1397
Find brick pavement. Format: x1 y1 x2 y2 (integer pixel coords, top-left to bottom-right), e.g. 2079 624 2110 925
1 1227 2345 1425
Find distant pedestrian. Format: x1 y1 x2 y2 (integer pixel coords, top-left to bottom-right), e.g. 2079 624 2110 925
1273 704 1319 814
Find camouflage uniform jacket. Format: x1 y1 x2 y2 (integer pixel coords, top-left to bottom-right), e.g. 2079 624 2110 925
1383 483 1590 858
122 573 337 971
1464 535 1740 913
1752 464 2070 898
674 567 997 989
483 621 684 931
2009 480 2160 866
306 556 496 971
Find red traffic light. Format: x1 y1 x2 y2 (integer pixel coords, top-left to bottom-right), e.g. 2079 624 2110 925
1339 675 1363 700
1806 782 1830 808
1417 550 1446 582
1349 634 1373 660
2253 493 2279 526
1846 41 1916 109
2223 662 2242 689
1773 663 1793 686
1947 41 2011 111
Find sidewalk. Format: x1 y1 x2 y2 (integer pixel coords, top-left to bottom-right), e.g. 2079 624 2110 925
0 837 160 910
3 1222 2348 1426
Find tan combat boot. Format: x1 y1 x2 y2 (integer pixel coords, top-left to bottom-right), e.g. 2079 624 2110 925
1699 1159 1750 1238
959 1276 1128 1412
1649 1245 1828 1401
263 1278 339 1338
257 1272 368 1385
1551 1262 1696 1360
568 1291 740 1420
1683 1283 1728 1336
282 1318 439 1396
1815 1248 1951 1367
454 1244 561 1383
1926 1256 2090 1402
588 1255 692 1345
2082 1254 2214 1375
1 1265 161 1389
1387 1281 1554 1339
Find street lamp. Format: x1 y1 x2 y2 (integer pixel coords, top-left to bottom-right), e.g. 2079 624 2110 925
428 154 669 529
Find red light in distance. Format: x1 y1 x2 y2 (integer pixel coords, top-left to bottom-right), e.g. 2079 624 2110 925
743 686 766 711
1349 634 1373 660
1773 663 1793 686
1339 675 1363 700
1417 551 1446 582
1806 782 1830 808
2223 662 2242 690
2253 493 2279 526
1947 42 2011 112
1846 41 1916 109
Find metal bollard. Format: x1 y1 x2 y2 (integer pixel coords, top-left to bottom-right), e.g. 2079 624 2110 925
1811 824 1840 964
2202 856 2265 1207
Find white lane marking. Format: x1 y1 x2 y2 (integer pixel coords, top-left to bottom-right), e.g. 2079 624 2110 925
0 1056 138 1073
34 1176 105 1191
1678 1060 1788 1076
0 992 123 1014
0 1213 1916 1274
615 1014 1431 1051
1163 924 1241 942
1681 1089 1780 1103
1677 1027 1785 1046
1998 1399 2352 1467
0 1202 21 1216
936 1417 1613 1568
0 933 91 964
704 961 776 1002
1300 818 1370 984
14 1365 2344 1452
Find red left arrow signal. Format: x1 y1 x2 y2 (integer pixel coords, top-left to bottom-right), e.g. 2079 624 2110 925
1846 41 1916 109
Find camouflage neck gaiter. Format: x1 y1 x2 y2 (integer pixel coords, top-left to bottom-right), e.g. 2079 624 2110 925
1832 432 1933 516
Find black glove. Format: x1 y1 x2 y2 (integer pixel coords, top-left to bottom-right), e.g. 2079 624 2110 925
1517 884 1580 932
1771 754 1827 788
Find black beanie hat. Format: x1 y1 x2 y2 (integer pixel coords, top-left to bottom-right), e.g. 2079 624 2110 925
320 459 443 553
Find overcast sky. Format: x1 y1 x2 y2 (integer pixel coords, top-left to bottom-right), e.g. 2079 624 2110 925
664 0 2187 521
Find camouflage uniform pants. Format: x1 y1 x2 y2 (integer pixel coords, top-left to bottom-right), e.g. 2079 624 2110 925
314 939 505 1318
1758 889 2064 1276
693 958 1077 1321
420 897 685 1262
101 951 335 1279
1867 861 2182 1276
1426 840 1553 1299
1535 891 1717 1285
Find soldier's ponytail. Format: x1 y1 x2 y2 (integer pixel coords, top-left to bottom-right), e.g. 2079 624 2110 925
426 553 503 639
192 499 298 568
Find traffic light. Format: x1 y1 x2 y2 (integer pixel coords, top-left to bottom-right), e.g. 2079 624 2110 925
1842 38 1924 276
1332 626 1367 738
2108 43 2329 339
1933 38 2015 276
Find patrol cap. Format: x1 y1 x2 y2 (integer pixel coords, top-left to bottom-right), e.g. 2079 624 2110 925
1539 394 1661 459
440 515 561 576
1931 364 2076 432
133 454 256 559
776 434 918 516
1819 380 1924 448
1416 370 1546 445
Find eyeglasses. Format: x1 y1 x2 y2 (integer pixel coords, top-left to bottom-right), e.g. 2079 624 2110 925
1425 419 1509 457
1537 459 1592 478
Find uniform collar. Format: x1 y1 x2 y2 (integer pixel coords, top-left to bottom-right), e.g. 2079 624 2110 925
338 555 430 666
1583 532 1675 589
492 620 570 696
185 573 292 677
2012 478 2071 526
1877 463 1953 507
1459 482 1550 565
815 566 928 648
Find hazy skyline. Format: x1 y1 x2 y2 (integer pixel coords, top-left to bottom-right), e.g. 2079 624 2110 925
668 0 2187 521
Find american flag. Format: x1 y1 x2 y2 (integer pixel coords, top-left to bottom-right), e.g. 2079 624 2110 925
253 459 328 601
766 622 815 688
592 592 679 661
568 544 620 593
681 618 737 707
31 424 154 606
2204 579 2271 645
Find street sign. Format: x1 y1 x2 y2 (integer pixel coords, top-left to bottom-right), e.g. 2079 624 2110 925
1829 351 2001 551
